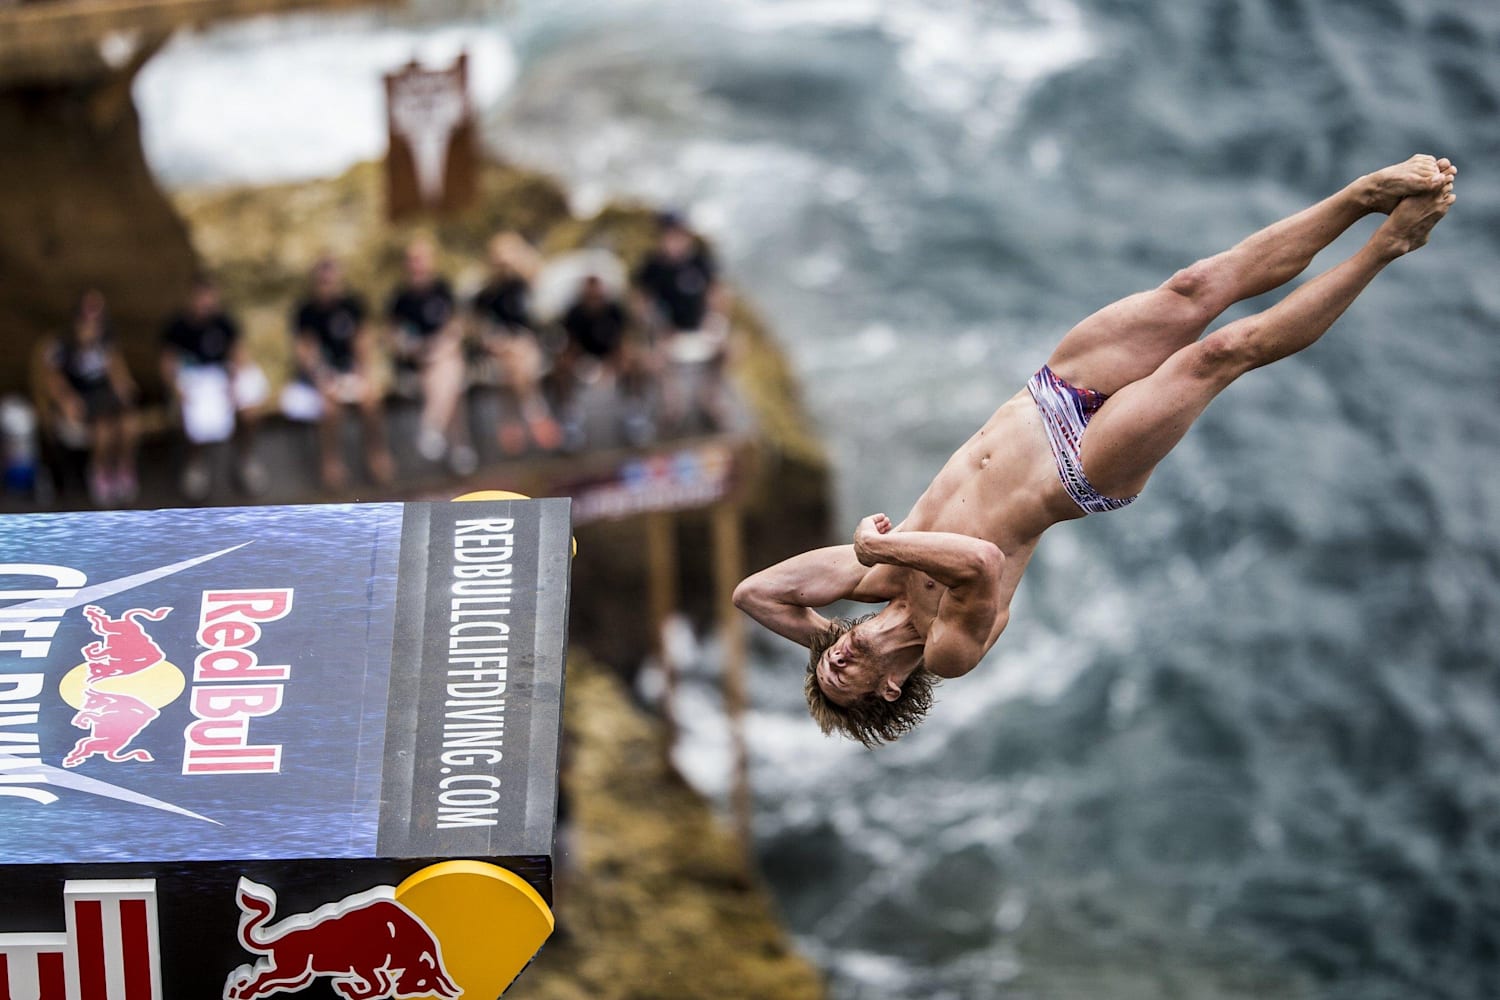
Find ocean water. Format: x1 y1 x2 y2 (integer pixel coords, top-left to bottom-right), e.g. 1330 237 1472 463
135 1 1500 997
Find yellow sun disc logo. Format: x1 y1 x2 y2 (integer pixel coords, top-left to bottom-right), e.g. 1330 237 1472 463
394 860 555 998
59 659 187 710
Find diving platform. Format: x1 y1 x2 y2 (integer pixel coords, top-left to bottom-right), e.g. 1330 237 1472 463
0 496 570 997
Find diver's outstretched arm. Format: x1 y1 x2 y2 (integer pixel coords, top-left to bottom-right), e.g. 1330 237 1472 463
733 545 871 647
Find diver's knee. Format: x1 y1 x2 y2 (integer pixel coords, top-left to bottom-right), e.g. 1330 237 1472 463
1162 258 1231 320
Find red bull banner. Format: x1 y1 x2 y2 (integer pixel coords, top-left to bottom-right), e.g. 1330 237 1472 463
0 500 570 997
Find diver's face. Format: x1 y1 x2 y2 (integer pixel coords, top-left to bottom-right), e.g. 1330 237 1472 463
816 626 886 706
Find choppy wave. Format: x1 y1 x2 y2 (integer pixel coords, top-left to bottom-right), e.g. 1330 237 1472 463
136 0 1500 996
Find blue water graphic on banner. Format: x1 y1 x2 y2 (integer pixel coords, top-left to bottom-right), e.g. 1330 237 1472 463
0 504 403 864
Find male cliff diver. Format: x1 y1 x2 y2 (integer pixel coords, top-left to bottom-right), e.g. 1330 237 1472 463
733 155 1458 747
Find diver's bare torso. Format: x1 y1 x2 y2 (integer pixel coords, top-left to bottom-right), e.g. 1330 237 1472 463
850 387 1082 670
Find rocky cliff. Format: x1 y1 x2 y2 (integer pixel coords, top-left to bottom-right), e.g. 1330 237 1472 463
510 656 824 1000
0 65 199 396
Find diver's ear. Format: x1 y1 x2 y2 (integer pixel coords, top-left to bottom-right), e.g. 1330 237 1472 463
879 675 904 702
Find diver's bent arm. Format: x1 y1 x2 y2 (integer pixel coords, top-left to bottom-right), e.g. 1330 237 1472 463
732 545 869 647
852 515 1004 592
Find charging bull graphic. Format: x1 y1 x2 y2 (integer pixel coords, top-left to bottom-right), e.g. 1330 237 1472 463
82 604 171 679
224 879 461 1000
62 687 161 767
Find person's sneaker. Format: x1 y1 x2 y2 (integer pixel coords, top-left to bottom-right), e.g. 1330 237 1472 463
237 457 269 496
320 458 349 492
621 402 657 448
561 419 587 454
417 428 447 462
88 468 113 507
181 459 211 502
114 469 139 504
528 415 563 452
449 444 478 476
498 421 527 457
367 449 396 487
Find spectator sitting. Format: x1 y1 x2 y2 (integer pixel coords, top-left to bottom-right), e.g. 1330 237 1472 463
39 289 138 506
472 232 562 456
160 275 269 500
387 236 475 474
286 256 395 489
554 274 643 450
632 211 733 432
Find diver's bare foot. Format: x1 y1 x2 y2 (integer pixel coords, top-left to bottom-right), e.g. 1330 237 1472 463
1374 184 1456 258
1357 155 1455 214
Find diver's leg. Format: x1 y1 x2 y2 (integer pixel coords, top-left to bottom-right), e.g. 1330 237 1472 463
1045 155 1454 395
1076 186 1453 498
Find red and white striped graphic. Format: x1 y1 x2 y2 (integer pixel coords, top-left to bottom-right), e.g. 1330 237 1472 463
0 880 159 1000
0 932 69 1000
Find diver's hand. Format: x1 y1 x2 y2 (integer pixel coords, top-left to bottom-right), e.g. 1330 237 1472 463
853 513 893 566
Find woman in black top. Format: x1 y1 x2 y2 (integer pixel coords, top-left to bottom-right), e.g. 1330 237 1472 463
41 290 138 505
472 233 561 455
292 257 395 488
386 236 474 473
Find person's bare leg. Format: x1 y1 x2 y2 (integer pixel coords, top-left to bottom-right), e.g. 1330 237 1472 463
1077 184 1455 498
359 389 395 485
1047 155 1455 396
116 411 139 501
420 330 469 450
88 422 112 505
318 398 348 490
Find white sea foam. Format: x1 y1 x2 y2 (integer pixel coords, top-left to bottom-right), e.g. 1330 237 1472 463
135 13 515 185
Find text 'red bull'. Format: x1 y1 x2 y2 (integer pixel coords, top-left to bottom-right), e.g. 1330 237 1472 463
182 590 293 776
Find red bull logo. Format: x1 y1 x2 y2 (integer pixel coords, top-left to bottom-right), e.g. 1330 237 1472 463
58 607 183 770
62 689 161 768
220 862 554 1000
81 606 170 680
224 879 459 1000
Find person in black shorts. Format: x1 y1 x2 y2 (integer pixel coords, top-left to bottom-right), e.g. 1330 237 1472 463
386 236 474 473
553 274 639 449
471 232 561 456
39 289 139 505
160 274 268 499
290 256 395 489
632 211 733 431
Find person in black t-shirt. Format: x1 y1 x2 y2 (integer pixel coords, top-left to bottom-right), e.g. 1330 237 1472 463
160 275 268 499
386 236 473 473
632 212 733 432
561 275 628 363
471 232 561 456
38 289 139 506
551 274 657 449
289 256 394 489
633 214 718 332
